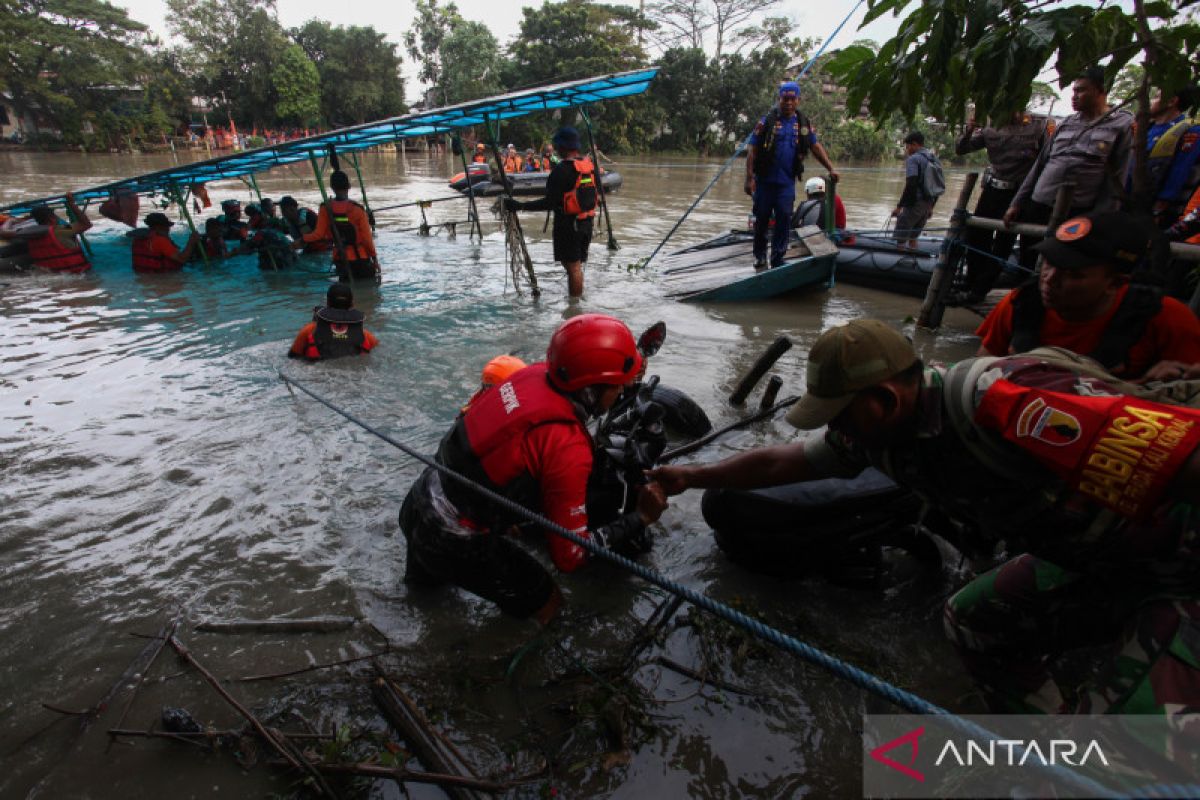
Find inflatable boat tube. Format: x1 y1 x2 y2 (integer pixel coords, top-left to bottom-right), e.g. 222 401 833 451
702 468 940 577
651 384 712 438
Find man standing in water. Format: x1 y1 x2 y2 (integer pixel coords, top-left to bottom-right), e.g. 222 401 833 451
302 170 378 282
650 319 1200 714
504 126 597 297
745 81 839 270
400 314 668 624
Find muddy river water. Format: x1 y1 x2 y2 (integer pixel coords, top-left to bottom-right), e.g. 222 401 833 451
0 149 988 798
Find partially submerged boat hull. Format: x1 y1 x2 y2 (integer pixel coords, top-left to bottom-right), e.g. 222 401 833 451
455 170 624 197
659 225 838 302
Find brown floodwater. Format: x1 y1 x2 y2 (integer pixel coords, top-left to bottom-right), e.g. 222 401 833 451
0 149 988 798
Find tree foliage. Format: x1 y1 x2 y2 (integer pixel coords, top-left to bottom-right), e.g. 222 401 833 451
825 0 1200 205
826 0 1200 127
273 44 320 126
0 0 152 144
293 21 405 125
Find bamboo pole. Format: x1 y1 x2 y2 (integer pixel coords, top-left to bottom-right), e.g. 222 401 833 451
348 151 375 230
579 106 618 251
370 675 489 800
170 185 209 269
308 152 349 283
917 172 979 330
64 202 93 259
248 174 264 202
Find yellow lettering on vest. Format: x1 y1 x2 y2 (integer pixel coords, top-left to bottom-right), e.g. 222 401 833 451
1124 406 1174 432
1094 427 1152 462
1087 453 1132 480
1111 416 1160 440
1080 478 1121 506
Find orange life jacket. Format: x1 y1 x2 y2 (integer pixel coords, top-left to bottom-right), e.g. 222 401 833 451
562 158 598 219
1183 184 1200 245
131 231 182 273
27 228 90 273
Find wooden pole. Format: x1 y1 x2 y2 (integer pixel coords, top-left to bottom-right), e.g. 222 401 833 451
917 172 979 330
371 676 490 800
485 116 540 297
454 133 484 242
579 106 618 251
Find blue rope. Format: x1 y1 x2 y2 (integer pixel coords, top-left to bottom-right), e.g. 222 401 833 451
640 0 869 270
280 373 1200 798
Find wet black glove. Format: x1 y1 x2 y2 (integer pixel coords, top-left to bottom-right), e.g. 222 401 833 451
503 197 524 212
592 512 653 558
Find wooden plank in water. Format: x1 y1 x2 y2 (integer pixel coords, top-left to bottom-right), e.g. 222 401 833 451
371 677 489 800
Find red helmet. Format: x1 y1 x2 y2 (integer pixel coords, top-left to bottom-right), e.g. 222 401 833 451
546 314 642 392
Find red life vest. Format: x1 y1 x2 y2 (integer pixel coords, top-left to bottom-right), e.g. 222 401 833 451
131 231 181 273
436 364 589 527
27 228 90 273
562 158 597 219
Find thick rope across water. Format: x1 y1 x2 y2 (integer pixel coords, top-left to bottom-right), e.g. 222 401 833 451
278 372 1200 798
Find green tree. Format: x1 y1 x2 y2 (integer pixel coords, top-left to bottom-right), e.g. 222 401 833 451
826 0 1200 205
647 47 713 151
440 20 502 104
273 44 320 126
1110 63 1146 106
166 0 288 127
508 0 650 86
403 0 462 105
293 21 406 125
0 0 151 145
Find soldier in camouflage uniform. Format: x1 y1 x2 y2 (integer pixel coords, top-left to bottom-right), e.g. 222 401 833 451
650 315 1200 715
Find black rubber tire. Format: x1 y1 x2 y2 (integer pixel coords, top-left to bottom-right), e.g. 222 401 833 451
651 384 712 438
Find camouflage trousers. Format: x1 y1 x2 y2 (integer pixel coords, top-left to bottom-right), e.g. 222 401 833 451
944 553 1200 714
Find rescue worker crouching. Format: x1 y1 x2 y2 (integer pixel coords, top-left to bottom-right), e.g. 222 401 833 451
288 282 378 360
399 314 669 625
300 170 379 282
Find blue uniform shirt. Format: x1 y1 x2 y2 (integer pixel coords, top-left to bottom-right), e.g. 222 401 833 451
750 113 818 187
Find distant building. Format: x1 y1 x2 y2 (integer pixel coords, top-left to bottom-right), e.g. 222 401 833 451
0 93 60 141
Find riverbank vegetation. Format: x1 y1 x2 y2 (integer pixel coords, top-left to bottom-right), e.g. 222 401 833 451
1 0 1194 165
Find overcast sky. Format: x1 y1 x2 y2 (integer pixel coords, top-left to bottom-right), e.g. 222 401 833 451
111 0 908 88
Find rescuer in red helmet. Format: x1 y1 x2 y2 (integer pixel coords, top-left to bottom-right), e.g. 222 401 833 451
399 314 669 624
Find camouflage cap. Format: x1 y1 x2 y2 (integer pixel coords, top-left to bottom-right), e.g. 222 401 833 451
785 319 917 430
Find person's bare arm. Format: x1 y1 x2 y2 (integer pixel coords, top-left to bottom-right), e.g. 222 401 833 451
65 193 91 235
810 142 838 183
648 441 823 496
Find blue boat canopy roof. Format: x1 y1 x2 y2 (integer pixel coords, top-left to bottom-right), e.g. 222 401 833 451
2 68 658 215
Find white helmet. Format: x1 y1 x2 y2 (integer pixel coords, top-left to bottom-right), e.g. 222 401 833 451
805 177 826 195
